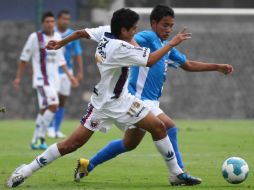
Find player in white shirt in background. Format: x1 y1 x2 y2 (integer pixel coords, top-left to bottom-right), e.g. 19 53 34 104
7 8 199 188
13 12 78 150
47 10 84 139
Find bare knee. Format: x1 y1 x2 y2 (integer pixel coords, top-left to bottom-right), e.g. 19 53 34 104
123 139 139 151
151 121 167 140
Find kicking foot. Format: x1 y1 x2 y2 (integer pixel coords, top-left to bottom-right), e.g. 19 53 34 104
6 164 32 188
74 158 89 182
170 172 202 186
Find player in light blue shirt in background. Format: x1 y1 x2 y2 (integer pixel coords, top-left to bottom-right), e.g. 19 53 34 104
48 10 83 138
75 5 233 185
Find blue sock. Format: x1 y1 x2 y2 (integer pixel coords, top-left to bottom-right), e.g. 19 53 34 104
167 127 184 169
54 107 65 132
88 139 127 172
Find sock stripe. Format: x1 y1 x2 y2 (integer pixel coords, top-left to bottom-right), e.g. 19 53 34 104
35 158 43 168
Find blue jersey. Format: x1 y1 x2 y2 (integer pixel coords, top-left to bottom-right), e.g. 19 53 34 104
55 28 83 74
128 30 187 101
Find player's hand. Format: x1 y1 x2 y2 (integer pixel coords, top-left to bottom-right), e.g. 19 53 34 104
13 77 21 89
217 64 234 75
70 76 79 87
46 40 63 50
76 72 84 81
169 27 192 47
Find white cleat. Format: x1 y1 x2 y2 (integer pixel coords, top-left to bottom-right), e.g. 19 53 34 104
6 164 32 188
169 172 202 186
56 131 66 138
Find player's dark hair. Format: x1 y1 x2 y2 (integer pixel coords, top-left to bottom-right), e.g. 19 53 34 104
150 4 175 25
57 10 70 18
41 11 55 23
111 8 139 38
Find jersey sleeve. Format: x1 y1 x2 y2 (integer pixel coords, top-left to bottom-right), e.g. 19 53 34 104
108 42 150 67
85 25 111 42
168 47 187 69
56 48 66 67
134 31 151 47
20 33 36 62
73 39 83 56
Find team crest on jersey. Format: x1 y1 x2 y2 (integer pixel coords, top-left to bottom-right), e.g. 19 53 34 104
90 118 99 129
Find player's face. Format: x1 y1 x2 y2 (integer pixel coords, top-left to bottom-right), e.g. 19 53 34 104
152 16 175 41
58 14 71 30
42 17 55 34
120 23 138 42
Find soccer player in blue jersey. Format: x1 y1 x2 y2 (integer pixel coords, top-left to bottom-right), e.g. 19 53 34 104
48 10 84 138
73 5 233 185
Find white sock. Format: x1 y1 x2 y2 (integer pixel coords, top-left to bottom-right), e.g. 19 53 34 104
27 143 61 174
39 110 55 139
154 136 183 176
31 114 42 144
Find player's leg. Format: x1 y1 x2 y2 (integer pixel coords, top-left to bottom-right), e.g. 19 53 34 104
48 74 70 138
157 113 184 169
53 94 67 138
135 112 182 175
34 86 59 149
135 112 201 185
75 127 146 181
6 124 94 188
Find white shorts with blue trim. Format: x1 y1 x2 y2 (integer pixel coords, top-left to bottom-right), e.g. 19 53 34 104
80 93 150 133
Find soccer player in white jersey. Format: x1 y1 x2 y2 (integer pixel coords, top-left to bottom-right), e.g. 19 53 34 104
7 8 200 188
13 12 78 150
73 5 233 186
47 10 84 138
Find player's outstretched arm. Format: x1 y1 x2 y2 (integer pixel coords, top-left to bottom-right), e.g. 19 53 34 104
181 60 234 75
46 29 90 50
13 60 27 89
147 28 191 67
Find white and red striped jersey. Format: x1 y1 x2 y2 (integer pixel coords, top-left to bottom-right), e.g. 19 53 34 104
20 31 66 90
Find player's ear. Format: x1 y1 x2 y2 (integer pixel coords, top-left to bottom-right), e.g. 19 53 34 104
151 20 157 29
120 27 128 36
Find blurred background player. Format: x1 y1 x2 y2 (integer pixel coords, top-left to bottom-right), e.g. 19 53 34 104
48 10 83 138
74 5 233 185
13 11 78 150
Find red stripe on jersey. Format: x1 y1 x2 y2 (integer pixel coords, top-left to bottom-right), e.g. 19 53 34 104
37 31 49 85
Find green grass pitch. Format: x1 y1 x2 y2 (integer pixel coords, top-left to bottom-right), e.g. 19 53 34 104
0 120 253 190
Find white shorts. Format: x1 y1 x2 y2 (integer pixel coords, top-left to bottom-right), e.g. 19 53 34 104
59 74 71 96
116 99 164 131
80 94 150 133
36 85 59 109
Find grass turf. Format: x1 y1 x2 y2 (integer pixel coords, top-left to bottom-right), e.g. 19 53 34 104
0 120 253 190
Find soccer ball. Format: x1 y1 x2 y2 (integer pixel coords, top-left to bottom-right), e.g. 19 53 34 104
222 157 249 184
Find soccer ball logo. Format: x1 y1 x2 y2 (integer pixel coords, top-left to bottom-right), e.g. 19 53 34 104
222 157 249 184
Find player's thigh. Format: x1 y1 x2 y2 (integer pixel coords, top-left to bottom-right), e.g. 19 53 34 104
157 113 176 129
58 124 94 155
59 75 71 97
135 111 166 140
123 127 146 150
80 103 114 133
